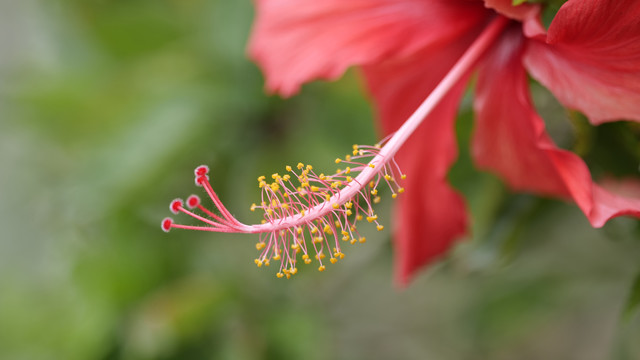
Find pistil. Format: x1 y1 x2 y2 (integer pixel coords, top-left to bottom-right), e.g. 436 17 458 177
163 16 510 277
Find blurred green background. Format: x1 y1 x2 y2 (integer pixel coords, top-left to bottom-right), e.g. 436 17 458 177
1 1 639 359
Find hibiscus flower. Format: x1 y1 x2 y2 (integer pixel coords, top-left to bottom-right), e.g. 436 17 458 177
164 0 640 285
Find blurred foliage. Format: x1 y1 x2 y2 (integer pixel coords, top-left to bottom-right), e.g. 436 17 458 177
0 1 639 360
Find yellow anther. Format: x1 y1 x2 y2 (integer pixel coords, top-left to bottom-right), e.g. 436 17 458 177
346 176 353 182
297 227 303 234
250 203 257 211
339 252 345 259
352 144 358 150
335 158 342 164
332 203 340 209
319 174 326 180
291 267 298 275
272 199 278 207
345 155 351 161
283 268 290 275
272 173 279 179
377 225 384 231
350 238 357 245
264 259 270 266
366 215 378 223
306 164 313 170
342 236 350 241
302 254 309 260
375 143 381 149
267 208 273 216
255 259 263 267
270 183 280 191
259 181 266 188
300 210 306 216
371 189 378 195
345 167 351 174
401 174 407 179
335 220 341 227
277 272 284 278
286 165 292 172
325 194 331 201
369 181 375 188
301 170 309 176
359 237 367 243
311 227 318 234
341 230 349 236
273 254 281 261
398 187 405 193
346 209 352 216
373 196 381 204
318 265 326 272
310 186 320 192
350 225 356 231
297 162 304 169
315 253 326 260
356 215 363 221
345 202 353 209
283 174 291 181
304 258 312 264
384 174 392 181
283 192 289 198
314 237 323 244
353 149 358 156
261 219 267 224
369 164 375 168
392 193 398 199
301 182 309 188
331 181 342 188
285 273 291 279
323 224 332 234
291 243 300 250
256 242 265 250
258 175 266 182
281 203 289 210
330 258 337 264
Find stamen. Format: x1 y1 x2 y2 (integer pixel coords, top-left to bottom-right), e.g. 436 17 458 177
162 16 510 278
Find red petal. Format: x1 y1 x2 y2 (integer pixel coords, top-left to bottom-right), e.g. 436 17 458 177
473 27 640 228
363 31 481 285
249 0 488 96
483 0 545 38
524 0 640 124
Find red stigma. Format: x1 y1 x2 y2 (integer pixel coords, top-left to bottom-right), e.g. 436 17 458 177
170 198 184 214
195 174 209 187
194 165 209 177
186 195 200 209
161 217 173 232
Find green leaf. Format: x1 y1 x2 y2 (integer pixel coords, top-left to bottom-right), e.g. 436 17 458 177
512 0 528 5
623 271 640 320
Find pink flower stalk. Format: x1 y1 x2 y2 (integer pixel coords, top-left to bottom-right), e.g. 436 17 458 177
163 17 509 278
244 0 640 285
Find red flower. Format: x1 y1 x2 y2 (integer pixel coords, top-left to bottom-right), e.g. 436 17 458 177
248 0 640 284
